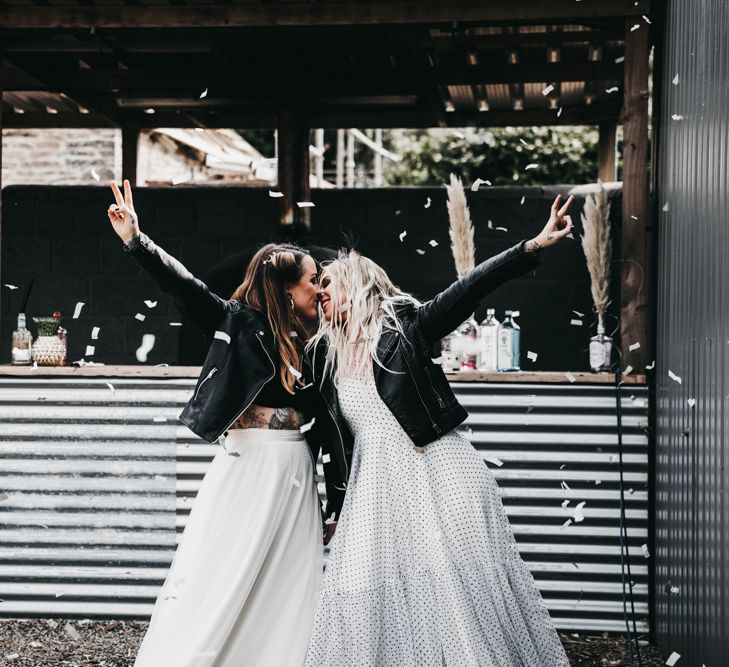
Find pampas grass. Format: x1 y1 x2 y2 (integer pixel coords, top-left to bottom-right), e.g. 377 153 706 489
580 186 612 324
446 174 475 279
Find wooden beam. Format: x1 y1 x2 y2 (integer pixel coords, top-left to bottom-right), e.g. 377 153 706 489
2 39 211 54
2 111 119 128
598 120 617 182
422 29 626 49
620 19 649 370
277 110 310 229
0 1 649 30
121 112 140 186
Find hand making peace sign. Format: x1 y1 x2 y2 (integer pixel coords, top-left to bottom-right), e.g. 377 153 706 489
530 194 575 250
107 179 140 244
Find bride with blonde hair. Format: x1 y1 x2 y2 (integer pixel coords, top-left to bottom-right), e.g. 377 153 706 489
305 195 575 666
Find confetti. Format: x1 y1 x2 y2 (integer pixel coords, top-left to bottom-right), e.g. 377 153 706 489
431 356 444 364
170 322 183 327
668 370 682 384
289 365 302 379
615 56 625 64
135 313 146 322
495 226 508 232
629 341 641 351
570 319 583 326
153 416 167 423
665 651 681 666
624 364 634 375
300 417 316 433
0 493 8 503
84 345 95 357
662 202 670 212
324 512 337 525
90 326 100 340
630 23 641 31
561 499 570 508
561 480 572 492
144 300 158 309
687 397 696 408
452 130 465 139
595 479 602 485
424 197 432 208
519 138 528 146
572 310 585 318
46 620 58 629
322 453 331 464
671 114 684 121
268 190 284 198
296 201 315 208
199 88 208 98
557 107 563 118
484 456 504 467
519 196 525 205
428 239 439 247
669 586 680 595
64 623 81 641
645 360 656 370
561 519 572 530
512 310 520 317
91 167 100 182
471 178 490 191
4 284 18 290
105 382 115 393
73 302 85 319
609 455 617 463
563 371 576 383
527 351 538 362
399 230 407 242
642 14 652 23
172 175 189 186
487 219 493 229
605 86 619 94
642 543 651 558
416 249 426 255
672 74 680 86
135 334 156 363
213 330 231 344
524 163 538 171
542 84 555 96
290 476 301 488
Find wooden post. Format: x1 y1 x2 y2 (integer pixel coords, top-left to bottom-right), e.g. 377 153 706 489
598 121 617 182
277 109 310 228
346 129 355 187
121 112 140 186
314 128 324 187
336 129 345 187
374 128 383 186
620 19 649 369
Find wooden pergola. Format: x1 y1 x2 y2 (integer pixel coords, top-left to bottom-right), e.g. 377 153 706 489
0 0 651 367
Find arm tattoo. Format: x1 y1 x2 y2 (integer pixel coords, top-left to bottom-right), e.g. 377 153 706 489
231 405 303 430
524 239 542 253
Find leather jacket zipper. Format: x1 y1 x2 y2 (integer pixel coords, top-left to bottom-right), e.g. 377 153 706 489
427 373 446 408
193 366 218 402
401 350 441 436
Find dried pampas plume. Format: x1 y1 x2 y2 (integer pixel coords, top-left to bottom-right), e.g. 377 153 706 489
580 186 612 324
446 174 475 279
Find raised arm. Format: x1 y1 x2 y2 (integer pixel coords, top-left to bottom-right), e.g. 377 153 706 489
417 194 575 343
107 180 230 333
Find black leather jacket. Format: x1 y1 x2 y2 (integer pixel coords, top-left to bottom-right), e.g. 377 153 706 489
308 240 540 513
123 232 344 516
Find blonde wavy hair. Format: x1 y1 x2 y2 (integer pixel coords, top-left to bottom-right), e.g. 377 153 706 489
231 243 310 394
307 250 420 385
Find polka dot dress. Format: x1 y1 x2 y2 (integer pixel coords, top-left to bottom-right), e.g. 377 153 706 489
305 375 570 667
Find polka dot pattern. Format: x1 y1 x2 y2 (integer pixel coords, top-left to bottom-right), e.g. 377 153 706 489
306 375 570 667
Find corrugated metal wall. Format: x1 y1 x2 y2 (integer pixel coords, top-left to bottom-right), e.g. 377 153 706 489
654 1 729 664
0 377 649 633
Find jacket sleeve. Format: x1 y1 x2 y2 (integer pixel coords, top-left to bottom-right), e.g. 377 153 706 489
123 232 231 333
416 240 541 343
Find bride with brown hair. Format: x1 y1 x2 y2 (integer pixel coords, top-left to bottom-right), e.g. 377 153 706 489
105 180 341 667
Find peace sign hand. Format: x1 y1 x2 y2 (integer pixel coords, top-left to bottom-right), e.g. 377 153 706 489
107 179 140 243
526 194 575 252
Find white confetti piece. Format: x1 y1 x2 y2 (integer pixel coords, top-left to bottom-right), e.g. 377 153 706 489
595 479 602 485
609 455 617 463
324 512 337 525
300 417 316 433
519 138 528 146
213 330 231 344
470 178 491 191
561 480 572 492
557 107 563 118
399 230 407 242
452 130 465 139
296 201 315 208
630 23 641 31
642 14 652 23
524 163 538 170
84 345 95 357
64 623 81 641
572 310 585 317
564 371 576 383
169 322 183 327
542 84 555 96
322 453 331 464
559 464 566 469
290 476 301 488
91 326 100 340
511 310 520 318
105 382 115 394
645 360 656 370
615 56 625 64
519 196 525 205
630 215 638 221
199 88 208 98
527 351 538 362
561 499 570 508
91 167 100 182
0 493 8 503
573 507 585 523
424 197 432 208
431 356 444 365
144 300 158 309
73 302 85 319
415 249 426 255
135 313 146 322
288 365 302 379
487 219 494 229
135 334 156 363
606 86 619 93
623 364 633 375
629 341 641 351
561 519 572 530
671 114 684 121
570 319 583 326
668 370 682 384
268 190 284 198
670 586 680 595
484 456 504 467
428 239 438 247
172 175 189 186
642 543 651 558
687 397 696 408
672 74 680 86
495 226 508 232
46 620 58 629
662 202 670 212
4 284 18 290
665 651 681 666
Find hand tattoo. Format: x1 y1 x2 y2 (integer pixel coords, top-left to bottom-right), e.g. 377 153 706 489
524 239 542 253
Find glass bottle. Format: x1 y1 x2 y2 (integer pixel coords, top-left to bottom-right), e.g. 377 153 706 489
440 332 461 372
478 308 499 371
11 313 33 365
459 317 479 370
589 320 612 372
497 310 521 371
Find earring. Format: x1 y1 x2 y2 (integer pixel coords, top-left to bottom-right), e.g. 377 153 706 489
289 296 295 311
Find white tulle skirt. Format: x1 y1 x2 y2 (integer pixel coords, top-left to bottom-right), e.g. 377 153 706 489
305 377 570 667
134 428 322 667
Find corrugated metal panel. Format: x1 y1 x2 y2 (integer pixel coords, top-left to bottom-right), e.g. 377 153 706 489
654 1 729 664
0 377 648 633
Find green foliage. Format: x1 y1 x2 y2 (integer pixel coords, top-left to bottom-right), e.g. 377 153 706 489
382 126 610 187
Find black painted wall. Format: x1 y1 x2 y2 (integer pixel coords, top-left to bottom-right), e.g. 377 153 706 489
1 184 622 371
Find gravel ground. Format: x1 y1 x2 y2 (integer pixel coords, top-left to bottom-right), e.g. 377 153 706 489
0 619 669 666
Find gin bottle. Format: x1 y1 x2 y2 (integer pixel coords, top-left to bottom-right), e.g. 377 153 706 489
478 309 499 371
459 318 479 370
11 313 33 365
497 310 521 371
